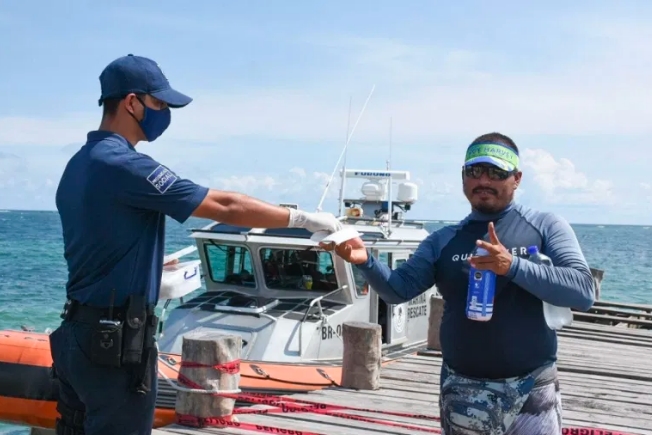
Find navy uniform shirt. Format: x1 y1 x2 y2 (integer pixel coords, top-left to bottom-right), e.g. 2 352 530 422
356 202 595 379
55 131 209 308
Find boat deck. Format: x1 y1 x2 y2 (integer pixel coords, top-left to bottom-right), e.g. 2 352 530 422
154 320 652 435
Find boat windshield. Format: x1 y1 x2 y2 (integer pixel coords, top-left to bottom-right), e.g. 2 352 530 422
260 247 338 291
204 242 256 288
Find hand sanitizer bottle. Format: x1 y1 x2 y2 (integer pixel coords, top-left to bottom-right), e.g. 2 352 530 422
527 245 573 330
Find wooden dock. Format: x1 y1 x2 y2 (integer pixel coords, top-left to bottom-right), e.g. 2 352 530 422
154 317 652 435
573 299 652 329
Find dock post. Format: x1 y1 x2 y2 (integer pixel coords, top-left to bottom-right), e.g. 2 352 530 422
427 295 444 351
174 331 242 427
340 321 382 390
590 268 604 301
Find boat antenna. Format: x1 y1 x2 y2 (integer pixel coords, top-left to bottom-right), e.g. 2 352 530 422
337 95 353 216
387 116 392 170
385 117 394 235
315 84 376 212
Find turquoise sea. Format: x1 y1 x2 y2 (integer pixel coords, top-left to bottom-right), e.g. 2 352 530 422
0 210 651 433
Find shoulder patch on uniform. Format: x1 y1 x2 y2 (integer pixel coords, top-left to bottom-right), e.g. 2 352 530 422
147 165 178 194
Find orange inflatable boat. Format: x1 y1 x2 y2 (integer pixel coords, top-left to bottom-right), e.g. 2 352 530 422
0 329 343 430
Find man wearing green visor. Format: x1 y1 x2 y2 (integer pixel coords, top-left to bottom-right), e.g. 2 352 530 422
465 141 520 172
462 140 521 216
325 132 595 434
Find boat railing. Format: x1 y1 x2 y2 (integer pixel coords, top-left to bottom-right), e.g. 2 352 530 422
298 285 348 356
207 299 280 322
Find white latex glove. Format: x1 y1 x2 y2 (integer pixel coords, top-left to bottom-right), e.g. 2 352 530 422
288 209 343 234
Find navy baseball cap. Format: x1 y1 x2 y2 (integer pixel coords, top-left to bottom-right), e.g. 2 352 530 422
98 54 192 108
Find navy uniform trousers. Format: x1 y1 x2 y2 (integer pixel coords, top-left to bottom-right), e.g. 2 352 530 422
49 318 158 435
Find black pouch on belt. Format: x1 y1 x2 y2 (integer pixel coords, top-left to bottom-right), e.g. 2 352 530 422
121 294 147 365
133 342 155 394
133 306 159 394
89 290 124 368
90 319 124 368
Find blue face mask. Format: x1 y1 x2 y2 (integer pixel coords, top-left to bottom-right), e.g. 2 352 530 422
134 97 171 142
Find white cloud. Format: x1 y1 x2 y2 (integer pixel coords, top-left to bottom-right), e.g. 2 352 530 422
412 175 455 203
0 114 96 146
2 142 651 224
306 35 491 86
190 166 338 210
4 12 652 224
640 183 652 203
289 167 306 178
210 175 278 193
166 17 652 141
0 149 61 210
521 149 614 206
6 17 652 148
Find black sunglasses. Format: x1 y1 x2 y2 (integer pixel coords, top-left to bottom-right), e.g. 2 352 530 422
463 164 516 181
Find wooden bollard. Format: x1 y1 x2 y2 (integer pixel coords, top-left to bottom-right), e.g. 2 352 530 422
340 321 382 390
175 331 242 426
590 268 604 301
427 295 445 351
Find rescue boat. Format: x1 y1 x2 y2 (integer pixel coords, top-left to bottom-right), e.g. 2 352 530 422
0 166 438 431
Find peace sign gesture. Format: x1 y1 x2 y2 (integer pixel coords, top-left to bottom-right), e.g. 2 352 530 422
468 222 514 276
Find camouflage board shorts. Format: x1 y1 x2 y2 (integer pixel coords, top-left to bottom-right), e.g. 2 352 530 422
439 362 562 435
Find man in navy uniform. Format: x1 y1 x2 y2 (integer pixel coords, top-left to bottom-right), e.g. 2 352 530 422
50 54 342 435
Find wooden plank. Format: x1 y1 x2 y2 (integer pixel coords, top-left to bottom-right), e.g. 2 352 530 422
410 357 652 385
379 362 652 423
558 330 652 348
399 354 652 390
592 300 652 312
588 306 652 320
565 321 652 339
565 322 652 336
573 311 652 328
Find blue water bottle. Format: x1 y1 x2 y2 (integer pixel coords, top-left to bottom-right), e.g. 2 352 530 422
466 247 496 321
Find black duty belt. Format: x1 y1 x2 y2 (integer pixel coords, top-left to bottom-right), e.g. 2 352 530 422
61 300 128 324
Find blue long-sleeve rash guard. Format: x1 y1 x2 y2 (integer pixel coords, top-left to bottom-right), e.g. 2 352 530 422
356 202 595 379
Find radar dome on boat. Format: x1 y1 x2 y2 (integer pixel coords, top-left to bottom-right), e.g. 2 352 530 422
361 181 385 201
397 182 418 204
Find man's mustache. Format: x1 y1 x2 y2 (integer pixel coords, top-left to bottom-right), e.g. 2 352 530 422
473 187 497 195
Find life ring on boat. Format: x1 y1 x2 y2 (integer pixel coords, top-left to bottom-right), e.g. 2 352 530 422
0 329 342 430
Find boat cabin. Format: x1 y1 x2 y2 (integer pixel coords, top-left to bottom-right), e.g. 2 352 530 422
157 168 439 362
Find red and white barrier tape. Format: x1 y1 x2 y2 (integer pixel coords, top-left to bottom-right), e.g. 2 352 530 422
160 356 638 435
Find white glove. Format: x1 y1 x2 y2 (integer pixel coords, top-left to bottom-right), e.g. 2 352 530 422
288 209 343 234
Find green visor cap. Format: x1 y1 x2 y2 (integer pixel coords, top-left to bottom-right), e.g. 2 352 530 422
464 143 519 172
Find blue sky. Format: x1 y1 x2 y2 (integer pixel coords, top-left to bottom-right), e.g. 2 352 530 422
2 0 652 224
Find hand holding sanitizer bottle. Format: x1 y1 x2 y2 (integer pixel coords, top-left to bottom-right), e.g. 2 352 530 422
527 245 573 330
466 247 496 321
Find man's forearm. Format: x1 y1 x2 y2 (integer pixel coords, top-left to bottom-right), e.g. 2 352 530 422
356 256 414 304
505 214 595 311
508 257 595 310
192 190 291 228
356 237 439 305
